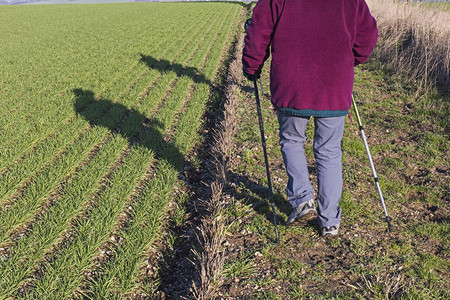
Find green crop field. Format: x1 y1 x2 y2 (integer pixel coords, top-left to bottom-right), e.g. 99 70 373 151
1 0 448 299
0 2 242 298
425 2 450 12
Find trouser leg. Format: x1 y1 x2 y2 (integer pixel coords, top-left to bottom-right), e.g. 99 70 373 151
277 111 314 208
313 116 345 227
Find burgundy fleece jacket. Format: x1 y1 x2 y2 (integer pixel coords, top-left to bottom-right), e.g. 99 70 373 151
242 0 378 117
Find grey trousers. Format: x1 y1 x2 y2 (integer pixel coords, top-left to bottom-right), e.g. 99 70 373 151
277 111 345 227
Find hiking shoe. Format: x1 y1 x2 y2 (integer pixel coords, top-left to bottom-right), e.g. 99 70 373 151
286 199 317 225
321 223 340 237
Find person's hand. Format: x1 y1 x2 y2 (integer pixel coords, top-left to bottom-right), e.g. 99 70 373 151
243 68 261 81
244 18 252 33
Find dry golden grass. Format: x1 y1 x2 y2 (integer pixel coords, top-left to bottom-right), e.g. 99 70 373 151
368 0 450 92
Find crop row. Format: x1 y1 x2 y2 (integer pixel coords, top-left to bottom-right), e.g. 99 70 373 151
0 4 199 138
0 7 216 219
0 0 217 266
0 2 242 298
0 5 209 156
0 2 221 185
0 3 189 116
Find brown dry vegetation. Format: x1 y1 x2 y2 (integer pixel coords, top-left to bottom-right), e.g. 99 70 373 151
368 0 450 92
193 33 246 299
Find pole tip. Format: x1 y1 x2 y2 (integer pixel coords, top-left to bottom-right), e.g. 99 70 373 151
386 216 393 232
274 227 280 244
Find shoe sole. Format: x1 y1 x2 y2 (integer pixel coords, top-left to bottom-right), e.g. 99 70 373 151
322 231 338 237
287 210 317 226
321 226 339 237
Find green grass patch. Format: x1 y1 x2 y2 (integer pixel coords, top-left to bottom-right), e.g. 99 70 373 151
0 2 243 297
222 37 450 298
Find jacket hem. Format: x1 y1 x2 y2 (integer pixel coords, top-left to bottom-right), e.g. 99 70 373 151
277 107 348 117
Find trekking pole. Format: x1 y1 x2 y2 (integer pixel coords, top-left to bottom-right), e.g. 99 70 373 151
253 77 280 243
352 94 393 232
244 19 279 242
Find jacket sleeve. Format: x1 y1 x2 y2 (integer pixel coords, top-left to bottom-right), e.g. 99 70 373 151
242 0 284 75
353 0 378 66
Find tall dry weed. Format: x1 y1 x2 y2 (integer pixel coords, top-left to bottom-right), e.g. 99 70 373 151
367 0 450 92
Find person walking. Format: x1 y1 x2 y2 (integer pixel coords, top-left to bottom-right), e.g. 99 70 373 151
242 0 378 236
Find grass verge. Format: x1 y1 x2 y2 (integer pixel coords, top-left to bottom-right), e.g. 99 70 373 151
215 32 449 300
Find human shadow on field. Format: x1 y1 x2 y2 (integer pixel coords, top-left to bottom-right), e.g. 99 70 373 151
73 88 185 173
139 53 211 87
226 166 318 228
225 170 321 241
73 87 208 297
